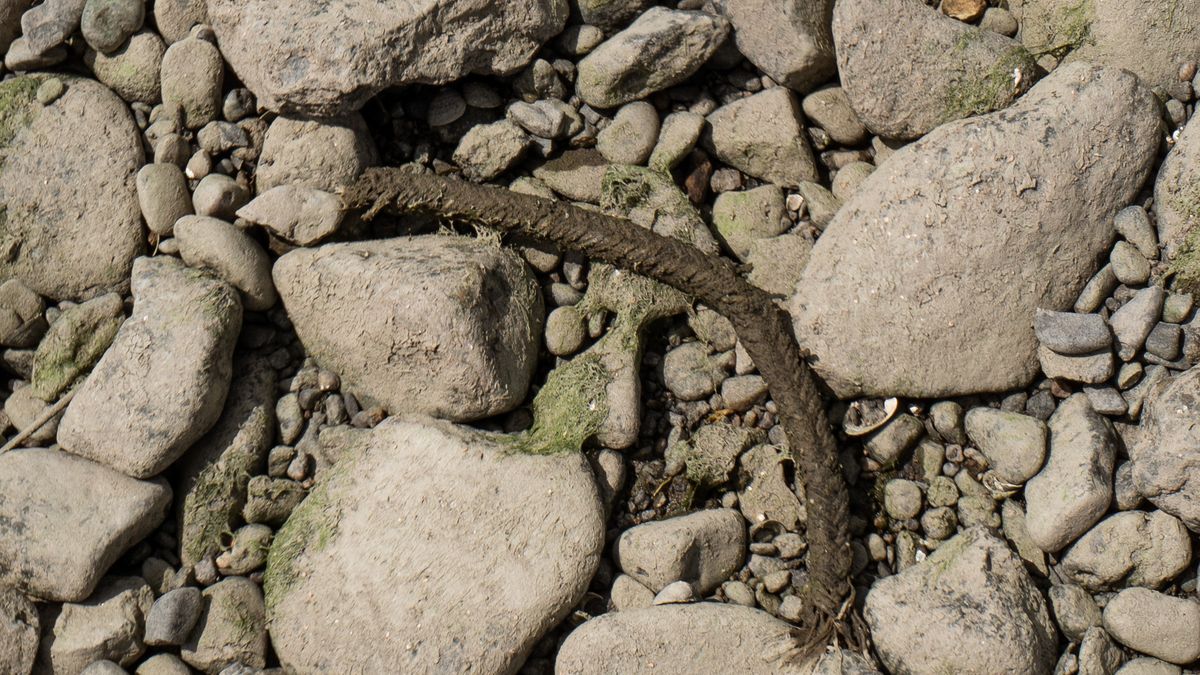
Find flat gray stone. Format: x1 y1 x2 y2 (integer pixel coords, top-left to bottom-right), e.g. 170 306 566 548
265 417 605 674
1129 365 1200 529
1060 510 1192 591
865 527 1057 675
273 236 542 422
704 87 819 189
43 577 153 672
1103 588 1200 664
209 0 567 115
0 449 170 602
58 257 242 479
1024 394 1116 553
1034 309 1112 355
790 63 1158 398
576 7 729 108
1111 286 1165 361
964 407 1047 485
719 0 835 93
614 509 745 595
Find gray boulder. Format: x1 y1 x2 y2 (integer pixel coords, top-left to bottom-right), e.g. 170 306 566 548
718 0 835 93
0 585 38 675
576 7 729 109
1060 510 1192 591
264 416 605 674
41 577 153 673
236 185 344 246
0 75 144 301
1130 365 1200 529
273 236 542 422
1019 0 1200 93
1155 112 1200 259
58 257 242 479
789 63 1159 399
0 449 170 602
208 0 567 115
864 527 1057 675
255 114 377 194
834 0 1040 140
1024 394 1117 552
556 603 831 674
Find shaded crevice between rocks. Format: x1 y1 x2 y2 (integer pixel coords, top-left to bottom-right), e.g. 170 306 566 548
342 167 866 655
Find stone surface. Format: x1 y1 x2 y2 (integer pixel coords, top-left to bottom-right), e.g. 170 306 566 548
719 0 836 93
596 101 659 166
209 0 567 115
174 355 275 567
42 577 153 672
19 0 85 54
160 37 222 129
1154 111 1200 258
1019 0 1200 93
144 587 202 647
30 293 123 401
864 528 1057 675
1060 510 1192 591
1103 588 1200 664
0 449 170 602
789 63 1158 399
1129 365 1200 529
964 407 1047 485
0 76 144 301
179 577 267 672
576 7 729 108
265 417 605 674
556 603 814 674
0 585 38 675
1035 309 1113 355
704 87 819 189
80 0 144 53
274 236 541 421
1025 394 1117 553
833 0 1040 140
453 119 530 181
711 185 788 261
236 185 344 246
255 113 377 193
58 257 242 479
176 215 277 311
614 509 745 595
85 30 164 104
0 279 46 349
1049 583 1101 642
136 163 192 236
1111 286 1165 361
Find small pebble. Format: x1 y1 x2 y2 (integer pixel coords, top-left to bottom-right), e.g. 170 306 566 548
35 77 65 105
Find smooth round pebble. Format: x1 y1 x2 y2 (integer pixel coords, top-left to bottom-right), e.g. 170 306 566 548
175 215 277 310
883 479 923 520
545 306 586 356
192 174 249 220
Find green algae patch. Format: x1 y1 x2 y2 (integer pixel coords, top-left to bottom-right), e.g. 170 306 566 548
508 352 612 456
262 471 344 613
941 46 1040 123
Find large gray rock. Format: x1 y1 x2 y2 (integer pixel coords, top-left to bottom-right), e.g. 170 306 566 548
576 7 730 109
264 416 605 674
41 577 154 673
273 236 542 422
864 527 1057 675
58 256 242 479
0 76 144 301
718 0 835 93
1060 510 1192 591
1154 113 1200 259
1019 0 1200 93
789 63 1159 399
0 585 38 675
255 114 377 194
174 355 276 567
834 0 1040 140
208 0 568 115
1025 394 1117 553
180 577 267 673
556 603 837 674
0 449 171 602
1130 365 1200 529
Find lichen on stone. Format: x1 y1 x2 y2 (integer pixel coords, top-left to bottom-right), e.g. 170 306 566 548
510 352 612 455
941 46 1039 123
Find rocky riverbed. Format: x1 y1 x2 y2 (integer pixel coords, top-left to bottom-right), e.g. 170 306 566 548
1 0 1200 673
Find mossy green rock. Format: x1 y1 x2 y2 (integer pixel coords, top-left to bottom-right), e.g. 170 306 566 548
264 416 604 674
833 0 1041 140
0 76 144 301
30 293 124 400
1019 0 1200 93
